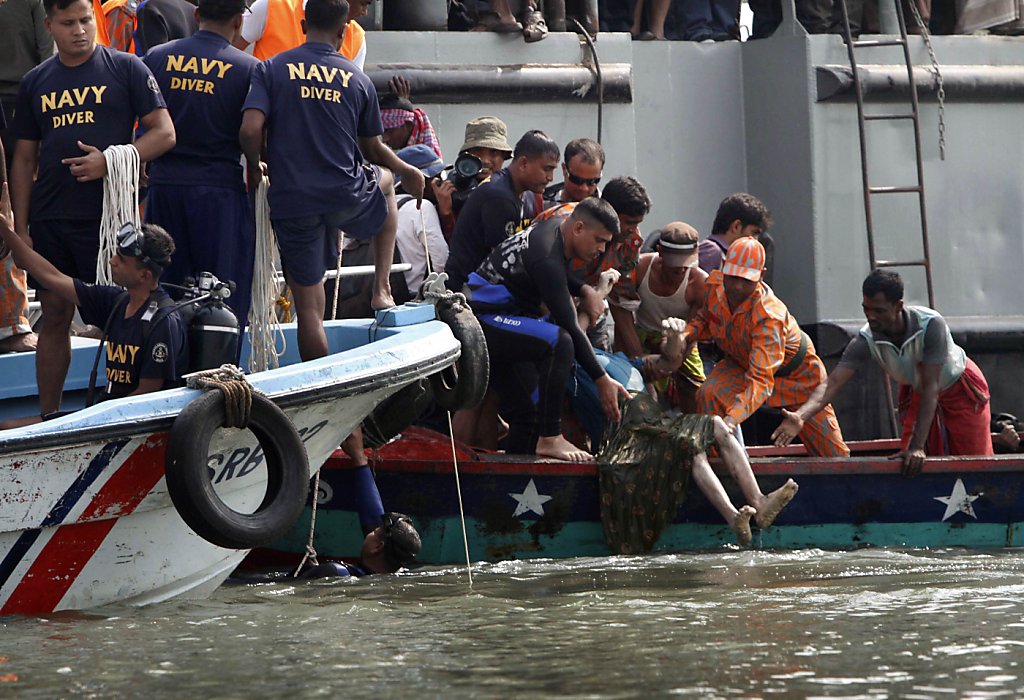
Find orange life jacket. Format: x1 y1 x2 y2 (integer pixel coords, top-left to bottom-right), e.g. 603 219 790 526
253 0 365 63
102 0 136 53
93 0 111 45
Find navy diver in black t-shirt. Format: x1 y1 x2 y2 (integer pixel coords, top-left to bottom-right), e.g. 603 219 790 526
0 183 186 426
9 0 176 419
144 0 259 328
466 197 628 462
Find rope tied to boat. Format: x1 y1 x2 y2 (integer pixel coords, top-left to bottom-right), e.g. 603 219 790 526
186 364 256 429
97 144 140 285
292 476 321 576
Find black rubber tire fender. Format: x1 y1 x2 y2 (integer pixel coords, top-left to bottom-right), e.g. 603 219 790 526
164 391 309 549
430 300 489 411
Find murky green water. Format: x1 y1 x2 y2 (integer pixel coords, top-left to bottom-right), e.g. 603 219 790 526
3 549 1023 698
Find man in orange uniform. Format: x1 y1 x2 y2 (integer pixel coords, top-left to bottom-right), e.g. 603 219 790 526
235 0 368 66
683 237 848 456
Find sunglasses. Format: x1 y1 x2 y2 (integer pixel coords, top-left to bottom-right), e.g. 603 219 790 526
565 169 601 187
116 222 168 273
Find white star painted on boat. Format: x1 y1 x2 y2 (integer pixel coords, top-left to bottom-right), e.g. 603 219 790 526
509 479 552 517
934 478 980 521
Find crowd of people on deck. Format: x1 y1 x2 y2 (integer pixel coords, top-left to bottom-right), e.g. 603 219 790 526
0 0 1006 563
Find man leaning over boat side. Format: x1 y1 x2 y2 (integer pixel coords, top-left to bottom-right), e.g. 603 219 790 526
773 269 993 475
533 175 654 354
682 237 850 457
9 0 175 419
0 185 186 426
142 0 259 330
464 197 629 462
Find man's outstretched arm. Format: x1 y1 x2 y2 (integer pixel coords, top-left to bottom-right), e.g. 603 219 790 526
0 184 78 305
772 365 856 446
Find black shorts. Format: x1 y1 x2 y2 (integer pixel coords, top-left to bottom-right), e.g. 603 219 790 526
28 219 101 289
272 167 388 288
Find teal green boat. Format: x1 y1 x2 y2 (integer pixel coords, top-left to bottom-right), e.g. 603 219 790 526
251 426 1023 566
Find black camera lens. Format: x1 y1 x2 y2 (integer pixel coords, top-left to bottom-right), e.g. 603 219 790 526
454 153 483 179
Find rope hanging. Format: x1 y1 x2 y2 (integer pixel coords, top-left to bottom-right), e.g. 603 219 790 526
185 364 255 429
97 144 140 285
446 409 473 586
330 229 344 321
293 470 322 576
247 176 286 373
419 206 432 277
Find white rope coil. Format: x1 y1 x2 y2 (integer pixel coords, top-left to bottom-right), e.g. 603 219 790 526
97 144 140 285
247 176 286 373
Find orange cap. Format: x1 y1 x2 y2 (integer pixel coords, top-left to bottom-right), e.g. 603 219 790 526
722 237 765 282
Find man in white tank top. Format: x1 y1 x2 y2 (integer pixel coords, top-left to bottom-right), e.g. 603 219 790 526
631 222 708 413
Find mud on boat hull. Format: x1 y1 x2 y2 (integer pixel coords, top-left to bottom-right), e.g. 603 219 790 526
0 318 460 615
254 428 1024 566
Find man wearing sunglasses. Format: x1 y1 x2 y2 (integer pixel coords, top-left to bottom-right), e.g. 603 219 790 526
298 511 422 578
1 188 186 419
543 137 604 208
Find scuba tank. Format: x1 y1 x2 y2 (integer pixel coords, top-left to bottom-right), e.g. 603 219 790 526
179 272 240 371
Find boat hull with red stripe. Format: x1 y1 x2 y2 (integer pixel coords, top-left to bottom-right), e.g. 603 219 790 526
0 317 460 615
253 427 1023 566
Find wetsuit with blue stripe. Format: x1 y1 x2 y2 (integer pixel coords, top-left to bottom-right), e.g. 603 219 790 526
466 217 606 454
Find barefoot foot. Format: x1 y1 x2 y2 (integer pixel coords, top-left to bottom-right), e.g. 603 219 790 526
536 435 592 462
371 293 396 312
731 505 756 547
0 331 37 354
755 479 799 529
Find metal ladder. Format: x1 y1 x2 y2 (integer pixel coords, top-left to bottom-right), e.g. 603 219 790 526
836 0 935 309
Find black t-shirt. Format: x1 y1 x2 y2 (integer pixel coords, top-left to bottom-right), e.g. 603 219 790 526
75 281 187 399
241 42 382 220
12 45 165 222
444 167 527 291
471 218 604 380
134 0 198 55
144 31 258 190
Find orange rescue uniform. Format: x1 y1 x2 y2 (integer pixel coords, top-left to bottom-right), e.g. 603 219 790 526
687 270 849 457
253 0 366 62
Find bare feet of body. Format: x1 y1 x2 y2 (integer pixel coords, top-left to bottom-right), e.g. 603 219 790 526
755 479 799 529
661 316 687 359
536 434 592 462
731 505 756 547
0 331 38 353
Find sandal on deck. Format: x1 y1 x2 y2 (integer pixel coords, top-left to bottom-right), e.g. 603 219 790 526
522 9 548 42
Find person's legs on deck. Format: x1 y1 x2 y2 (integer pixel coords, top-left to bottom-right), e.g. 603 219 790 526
479 313 583 459
369 168 398 311
29 219 100 413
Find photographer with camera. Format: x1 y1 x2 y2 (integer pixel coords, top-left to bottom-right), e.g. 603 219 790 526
430 116 515 235
444 129 559 293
